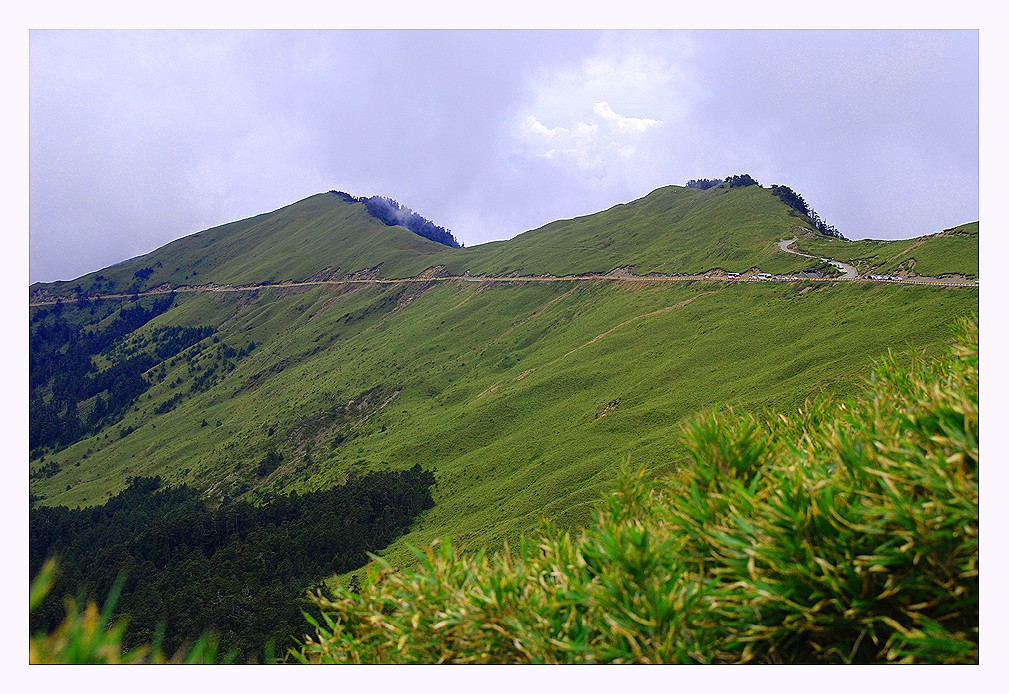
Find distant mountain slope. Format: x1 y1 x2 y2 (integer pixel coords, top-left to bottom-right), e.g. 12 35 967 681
440 183 826 277
29 181 979 655
30 278 978 563
28 181 856 305
31 183 979 305
29 193 452 300
793 221 979 279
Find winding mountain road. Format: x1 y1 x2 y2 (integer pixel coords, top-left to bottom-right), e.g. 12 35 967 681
778 238 858 278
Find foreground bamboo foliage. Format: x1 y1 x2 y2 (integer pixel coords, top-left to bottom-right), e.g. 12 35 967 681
29 559 229 664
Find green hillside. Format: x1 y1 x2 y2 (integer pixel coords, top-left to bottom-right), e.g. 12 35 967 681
30 185 980 307
31 182 859 306
793 221 979 278
29 193 451 300
296 319 978 665
30 278 977 570
29 181 979 657
31 319 979 664
444 183 825 277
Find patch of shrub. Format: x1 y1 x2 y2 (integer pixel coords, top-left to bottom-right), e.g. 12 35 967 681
257 448 284 477
724 173 760 188
686 178 722 190
31 461 62 479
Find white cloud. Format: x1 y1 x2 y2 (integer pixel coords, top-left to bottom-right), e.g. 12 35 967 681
521 114 603 169
592 101 661 134
519 32 694 124
510 32 692 191
517 101 662 174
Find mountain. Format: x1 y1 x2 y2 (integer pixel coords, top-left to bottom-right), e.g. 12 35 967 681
28 181 980 523
28 181 979 657
31 183 979 305
792 221 979 279
444 182 833 277
29 193 453 302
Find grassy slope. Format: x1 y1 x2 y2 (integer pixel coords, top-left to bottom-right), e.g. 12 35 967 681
31 186 979 304
442 184 823 277
31 184 855 302
29 183 980 573
793 221 979 278
29 194 450 296
31 278 978 571
296 320 977 665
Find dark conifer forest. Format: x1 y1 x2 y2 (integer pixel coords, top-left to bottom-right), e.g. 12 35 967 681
770 183 846 239
29 467 436 661
29 294 253 455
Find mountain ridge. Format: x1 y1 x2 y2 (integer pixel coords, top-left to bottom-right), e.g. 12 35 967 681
30 181 980 304
29 181 979 657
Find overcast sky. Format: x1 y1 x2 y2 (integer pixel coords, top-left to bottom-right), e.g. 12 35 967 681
28 29 979 283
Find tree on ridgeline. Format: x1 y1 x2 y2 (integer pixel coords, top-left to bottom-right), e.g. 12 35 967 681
771 183 846 240
809 209 845 239
724 173 760 188
686 178 723 190
770 184 810 217
328 190 462 248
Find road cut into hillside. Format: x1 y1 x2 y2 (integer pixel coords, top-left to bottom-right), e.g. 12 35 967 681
28 261 979 307
777 238 859 277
